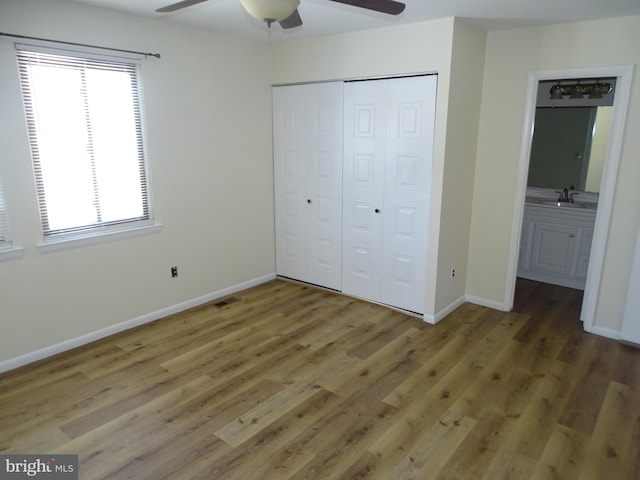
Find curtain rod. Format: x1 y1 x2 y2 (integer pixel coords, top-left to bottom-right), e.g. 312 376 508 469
0 32 161 58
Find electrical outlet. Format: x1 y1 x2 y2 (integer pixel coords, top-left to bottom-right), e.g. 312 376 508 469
171 266 178 278
450 267 456 279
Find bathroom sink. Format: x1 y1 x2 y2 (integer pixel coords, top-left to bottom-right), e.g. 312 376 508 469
525 196 597 211
539 200 587 208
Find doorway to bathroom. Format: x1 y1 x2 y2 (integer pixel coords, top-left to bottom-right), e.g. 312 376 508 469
506 65 634 335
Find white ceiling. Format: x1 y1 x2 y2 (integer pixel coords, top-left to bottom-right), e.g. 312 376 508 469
71 0 640 42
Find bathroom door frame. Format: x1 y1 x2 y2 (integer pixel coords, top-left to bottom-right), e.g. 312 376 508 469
506 64 634 335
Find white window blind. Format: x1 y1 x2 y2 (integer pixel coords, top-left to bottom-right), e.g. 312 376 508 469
16 45 151 239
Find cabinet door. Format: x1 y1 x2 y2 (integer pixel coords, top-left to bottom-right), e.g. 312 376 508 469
273 83 343 290
575 228 593 279
518 220 534 270
530 222 578 276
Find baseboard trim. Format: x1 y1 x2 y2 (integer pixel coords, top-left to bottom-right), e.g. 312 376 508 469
464 294 507 312
424 294 507 325
423 295 466 325
588 325 621 341
0 273 276 374
464 295 623 342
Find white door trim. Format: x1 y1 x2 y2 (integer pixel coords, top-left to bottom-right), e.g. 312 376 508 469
505 64 635 333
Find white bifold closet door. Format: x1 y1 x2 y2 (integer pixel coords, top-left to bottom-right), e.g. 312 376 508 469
272 82 344 290
342 75 437 314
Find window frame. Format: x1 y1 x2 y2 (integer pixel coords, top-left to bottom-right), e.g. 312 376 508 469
16 44 158 250
0 179 24 261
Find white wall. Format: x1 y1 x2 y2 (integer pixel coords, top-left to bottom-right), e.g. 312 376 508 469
433 19 486 316
467 16 640 333
0 0 275 366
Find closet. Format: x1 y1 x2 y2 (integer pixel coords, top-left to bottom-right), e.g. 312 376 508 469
273 75 437 314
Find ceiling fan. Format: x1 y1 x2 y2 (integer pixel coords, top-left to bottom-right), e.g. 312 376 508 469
156 0 406 29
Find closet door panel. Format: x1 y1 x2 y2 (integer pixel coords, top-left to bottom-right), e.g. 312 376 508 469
342 80 387 300
307 83 344 289
273 82 343 290
381 76 437 313
273 87 308 281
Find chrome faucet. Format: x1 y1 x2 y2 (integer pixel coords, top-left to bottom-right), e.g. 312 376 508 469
556 187 579 203
557 187 570 202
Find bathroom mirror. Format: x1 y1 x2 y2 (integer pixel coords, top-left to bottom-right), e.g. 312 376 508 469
527 78 616 193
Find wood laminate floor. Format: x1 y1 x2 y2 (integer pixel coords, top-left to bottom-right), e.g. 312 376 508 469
1 278 639 479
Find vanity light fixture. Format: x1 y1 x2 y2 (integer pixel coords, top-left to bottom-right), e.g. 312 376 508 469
588 81 612 99
570 84 584 99
549 80 613 100
550 84 564 100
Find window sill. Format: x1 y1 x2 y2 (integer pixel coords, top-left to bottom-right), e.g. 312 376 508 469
37 222 163 253
0 245 24 262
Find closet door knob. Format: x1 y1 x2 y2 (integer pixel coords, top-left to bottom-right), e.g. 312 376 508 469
375 208 380 213
307 199 312 204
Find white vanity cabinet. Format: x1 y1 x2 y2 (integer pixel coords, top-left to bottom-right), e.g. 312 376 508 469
518 203 596 290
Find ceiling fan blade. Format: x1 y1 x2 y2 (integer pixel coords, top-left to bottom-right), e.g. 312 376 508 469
279 9 303 29
329 0 405 15
156 0 209 13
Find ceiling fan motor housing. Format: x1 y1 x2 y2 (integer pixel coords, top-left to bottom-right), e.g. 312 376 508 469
239 0 300 22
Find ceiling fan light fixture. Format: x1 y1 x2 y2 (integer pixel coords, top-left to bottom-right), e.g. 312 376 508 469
239 0 300 23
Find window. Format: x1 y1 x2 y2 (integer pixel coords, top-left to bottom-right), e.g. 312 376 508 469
16 45 151 242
